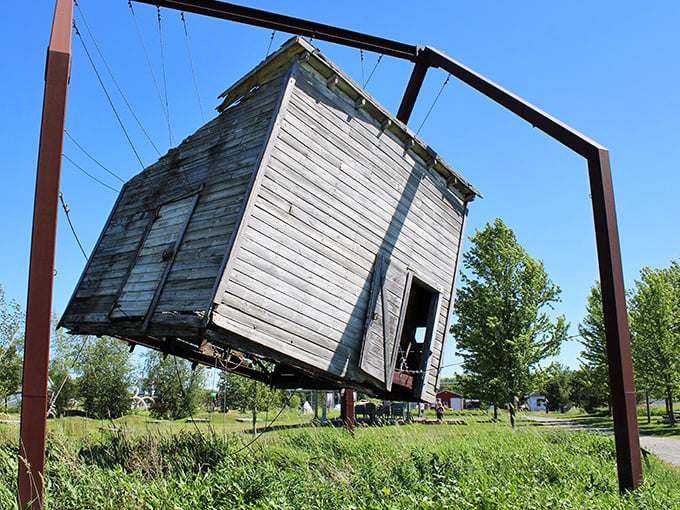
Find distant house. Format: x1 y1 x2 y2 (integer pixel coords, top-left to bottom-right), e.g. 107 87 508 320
526 392 547 412
436 390 464 410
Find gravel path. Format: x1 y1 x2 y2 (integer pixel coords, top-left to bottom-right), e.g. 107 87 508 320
524 415 680 467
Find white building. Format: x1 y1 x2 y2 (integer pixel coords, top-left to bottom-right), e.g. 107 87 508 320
526 392 547 412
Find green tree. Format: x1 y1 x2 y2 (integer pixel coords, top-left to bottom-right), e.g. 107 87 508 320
218 371 283 433
577 282 611 413
79 336 134 419
629 262 680 425
540 363 573 412
0 345 21 409
571 369 604 413
47 327 82 416
451 218 567 427
0 285 24 407
142 352 206 420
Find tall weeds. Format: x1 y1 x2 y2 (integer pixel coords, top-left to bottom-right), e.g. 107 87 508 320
0 422 679 508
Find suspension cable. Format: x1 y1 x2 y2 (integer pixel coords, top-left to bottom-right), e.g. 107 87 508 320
364 54 383 89
416 73 450 135
73 0 161 157
265 30 276 58
157 6 175 146
64 130 125 183
73 20 146 169
47 333 91 418
230 384 299 455
128 0 173 144
62 153 121 193
360 49 365 87
59 192 89 260
181 12 205 123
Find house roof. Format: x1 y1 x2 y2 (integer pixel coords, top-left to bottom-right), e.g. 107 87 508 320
217 36 481 203
436 390 463 398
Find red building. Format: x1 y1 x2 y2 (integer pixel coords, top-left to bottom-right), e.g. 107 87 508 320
436 391 464 410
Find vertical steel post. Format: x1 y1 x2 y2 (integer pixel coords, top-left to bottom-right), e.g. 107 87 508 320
18 1 72 508
587 149 642 491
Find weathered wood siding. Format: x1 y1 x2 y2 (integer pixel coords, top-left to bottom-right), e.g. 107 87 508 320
61 69 287 330
214 63 465 401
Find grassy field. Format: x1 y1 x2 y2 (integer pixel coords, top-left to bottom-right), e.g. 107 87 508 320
1 410 680 509
536 407 680 439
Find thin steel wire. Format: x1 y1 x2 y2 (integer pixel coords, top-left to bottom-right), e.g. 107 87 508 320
416 74 450 135
74 0 161 156
73 21 146 169
364 54 383 89
47 333 91 417
59 192 89 260
360 49 365 87
265 30 276 58
62 153 121 193
64 130 125 183
128 1 173 143
181 12 205 123
157 6 175 146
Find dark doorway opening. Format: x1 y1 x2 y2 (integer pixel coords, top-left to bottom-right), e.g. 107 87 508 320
391 277 439 399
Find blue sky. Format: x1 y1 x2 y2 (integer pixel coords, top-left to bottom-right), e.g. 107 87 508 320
2 1 679 378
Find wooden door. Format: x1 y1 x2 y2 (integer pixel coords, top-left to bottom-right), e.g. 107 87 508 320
110 195 198 321
358 255 405 389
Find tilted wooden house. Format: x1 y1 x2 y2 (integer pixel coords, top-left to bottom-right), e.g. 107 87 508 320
60 37 480 403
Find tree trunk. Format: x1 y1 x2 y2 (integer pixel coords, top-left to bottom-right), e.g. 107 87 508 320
252 408 257 435
493 403 498 421
666 386 675 426
646 390 651 425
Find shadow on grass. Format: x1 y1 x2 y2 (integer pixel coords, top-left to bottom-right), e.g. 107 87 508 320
543 412 680 439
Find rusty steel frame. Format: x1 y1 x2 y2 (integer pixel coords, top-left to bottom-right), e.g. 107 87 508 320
19 0 73 508
134 0 640 490
24 1 639 502
134 0 641 491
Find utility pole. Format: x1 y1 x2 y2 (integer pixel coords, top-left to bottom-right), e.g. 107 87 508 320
18 1 72 508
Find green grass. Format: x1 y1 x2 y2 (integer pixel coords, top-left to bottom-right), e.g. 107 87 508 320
1 413 680 509
542 408 680 439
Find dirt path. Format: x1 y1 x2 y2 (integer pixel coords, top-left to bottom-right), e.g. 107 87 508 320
523 415 680 467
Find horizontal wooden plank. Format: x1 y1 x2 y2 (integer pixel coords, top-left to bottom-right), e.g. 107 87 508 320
282 100 462 252
264 147 452 293
227 261 366 339
225 244 369 324
291 74 464 229
244 203 367 290
212 302 357 378
295 65 464 212
220 284 361 354
277 110 461 264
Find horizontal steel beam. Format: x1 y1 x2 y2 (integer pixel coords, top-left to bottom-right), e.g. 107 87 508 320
133 0 419 61
421 47 605 158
